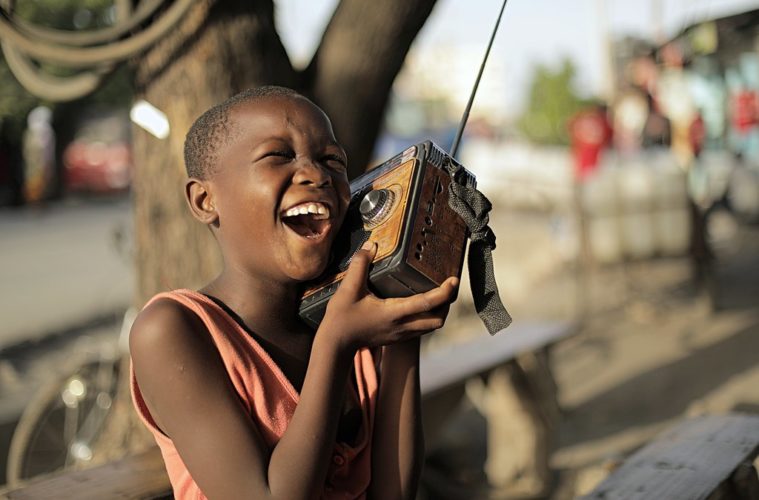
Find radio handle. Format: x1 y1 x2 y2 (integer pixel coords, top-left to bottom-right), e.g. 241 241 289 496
444 158 511 335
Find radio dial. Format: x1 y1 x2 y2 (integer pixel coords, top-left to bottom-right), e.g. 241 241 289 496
360 188 396 227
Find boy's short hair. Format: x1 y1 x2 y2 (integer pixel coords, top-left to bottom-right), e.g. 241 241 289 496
184 85 301 179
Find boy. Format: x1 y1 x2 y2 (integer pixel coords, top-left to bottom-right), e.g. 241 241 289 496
130 86 459 499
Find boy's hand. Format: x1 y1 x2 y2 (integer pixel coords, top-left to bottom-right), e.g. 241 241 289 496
318 242 459 351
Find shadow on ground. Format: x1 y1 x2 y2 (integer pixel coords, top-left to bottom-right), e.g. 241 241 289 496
560 319 759 450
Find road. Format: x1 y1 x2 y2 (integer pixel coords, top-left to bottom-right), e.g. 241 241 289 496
0 197 134 351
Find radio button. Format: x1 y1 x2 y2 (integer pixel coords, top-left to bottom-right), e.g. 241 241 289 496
360 189 388 221
360 188 397 228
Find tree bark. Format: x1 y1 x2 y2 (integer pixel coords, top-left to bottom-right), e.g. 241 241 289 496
132 0 438 304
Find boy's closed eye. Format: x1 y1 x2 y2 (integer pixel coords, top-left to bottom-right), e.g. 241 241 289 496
320 154 347 171
262 150 296 161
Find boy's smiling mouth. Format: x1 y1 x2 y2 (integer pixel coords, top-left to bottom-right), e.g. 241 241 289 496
280 201 333 240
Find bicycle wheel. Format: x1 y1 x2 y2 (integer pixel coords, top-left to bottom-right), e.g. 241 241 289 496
5 354 121 485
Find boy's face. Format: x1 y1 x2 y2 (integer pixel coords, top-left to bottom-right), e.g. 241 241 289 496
204 95 351 284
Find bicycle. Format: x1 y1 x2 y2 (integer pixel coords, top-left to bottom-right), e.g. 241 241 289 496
4 308 147 486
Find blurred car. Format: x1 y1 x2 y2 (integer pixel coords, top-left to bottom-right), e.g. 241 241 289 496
63 139 132 194
62 109 133 196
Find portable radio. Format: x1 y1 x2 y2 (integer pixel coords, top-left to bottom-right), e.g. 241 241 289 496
298 141 475 328
299 0 511 333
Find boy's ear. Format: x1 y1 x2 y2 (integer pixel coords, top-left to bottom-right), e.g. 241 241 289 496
185 178 219 226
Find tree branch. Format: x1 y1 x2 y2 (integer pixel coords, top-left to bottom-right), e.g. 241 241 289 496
307 0 438 178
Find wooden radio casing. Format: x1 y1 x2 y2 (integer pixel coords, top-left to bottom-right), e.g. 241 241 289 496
298 141 475 329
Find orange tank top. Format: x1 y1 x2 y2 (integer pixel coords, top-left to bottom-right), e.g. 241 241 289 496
131 289 378 499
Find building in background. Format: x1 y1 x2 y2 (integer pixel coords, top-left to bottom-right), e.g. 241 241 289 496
655 8 759 221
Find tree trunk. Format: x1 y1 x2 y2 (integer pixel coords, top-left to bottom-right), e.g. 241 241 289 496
131 0 438 304
131 0 296 305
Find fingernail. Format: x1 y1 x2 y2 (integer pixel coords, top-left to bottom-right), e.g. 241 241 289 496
362 241 375 251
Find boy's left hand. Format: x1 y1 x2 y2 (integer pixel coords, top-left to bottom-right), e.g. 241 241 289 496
318 241 459 351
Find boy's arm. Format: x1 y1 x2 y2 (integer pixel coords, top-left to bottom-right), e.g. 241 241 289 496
131 298 356 500
368 338 425 500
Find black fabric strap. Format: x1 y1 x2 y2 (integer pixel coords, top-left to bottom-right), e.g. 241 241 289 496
444 160 512 335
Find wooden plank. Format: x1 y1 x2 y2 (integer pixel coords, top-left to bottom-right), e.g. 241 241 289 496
0 447 171 500
580 413 759 500
420 321 574 397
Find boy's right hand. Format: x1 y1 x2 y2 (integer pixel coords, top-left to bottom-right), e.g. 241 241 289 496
318 241 459 351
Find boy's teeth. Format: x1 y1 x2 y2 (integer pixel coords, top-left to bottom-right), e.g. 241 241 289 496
284 202 330 219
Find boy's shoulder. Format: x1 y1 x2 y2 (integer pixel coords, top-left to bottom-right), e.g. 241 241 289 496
129 292 214 362
129 292 238 447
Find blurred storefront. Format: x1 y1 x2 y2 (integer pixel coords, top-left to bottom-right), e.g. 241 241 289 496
665 10 759 160
664 8 759 222
605 8 759 229
569 8 759 266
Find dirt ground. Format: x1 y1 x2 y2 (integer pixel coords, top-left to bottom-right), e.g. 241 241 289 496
418 204 759 499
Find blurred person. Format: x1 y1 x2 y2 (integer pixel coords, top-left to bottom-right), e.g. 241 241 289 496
129 86 459 499
656 43 698 168
21 106 55 204
613 89 649 155
641 93 672 148
689 112 706 158
728 86 759 163
568 103 613 181
686 111 714 285
0 121 23 206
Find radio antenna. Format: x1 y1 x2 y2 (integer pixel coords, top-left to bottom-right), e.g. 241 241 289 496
450 0 509 159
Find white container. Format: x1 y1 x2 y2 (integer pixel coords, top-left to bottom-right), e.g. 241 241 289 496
652 162 691 256
618 164 656 259
655 208 692 256
588 215 623 264
729 166 759 223
618 162 654 212
620 212 657 259
582 166 623 264
653 165 688 210
582 168 618 216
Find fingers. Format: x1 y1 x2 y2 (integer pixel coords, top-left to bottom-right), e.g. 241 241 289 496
398 314 446 333
339 241 377 294
389 277 459 319
395 301 452 333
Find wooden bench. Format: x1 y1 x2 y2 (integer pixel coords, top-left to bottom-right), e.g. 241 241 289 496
0 447 171 500
420 320 574 457
580 413 759 500
420 320 573 398
1 320 575 499
420 320 575 496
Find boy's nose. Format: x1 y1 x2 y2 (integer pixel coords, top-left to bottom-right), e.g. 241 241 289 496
293 159 332 187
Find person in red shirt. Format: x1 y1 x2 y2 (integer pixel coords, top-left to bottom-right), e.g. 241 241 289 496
568 104 613 181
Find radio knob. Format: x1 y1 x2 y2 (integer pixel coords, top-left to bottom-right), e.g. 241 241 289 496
360 189 395 225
